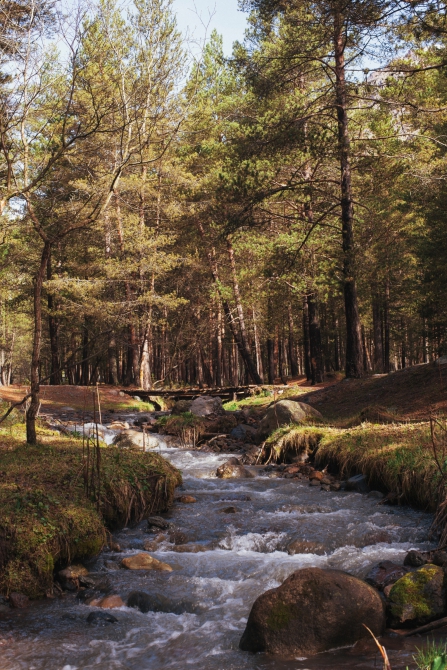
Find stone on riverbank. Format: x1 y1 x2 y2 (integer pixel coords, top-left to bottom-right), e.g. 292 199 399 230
175 495 197 503
345 474 369 494
216 461 254 479
121 552 173 571
256 400 323 440
403 549 427 567
190 396 224 417
87 611 118 625
365 561 409 591
58 564 89 591
146 516 171 531
239 567 385 656
9 593 30 608
388 564 446 626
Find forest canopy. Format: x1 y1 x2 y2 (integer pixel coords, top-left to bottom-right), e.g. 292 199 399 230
2 0 447 443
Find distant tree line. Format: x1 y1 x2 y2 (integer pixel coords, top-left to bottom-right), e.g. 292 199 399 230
2 0 447 441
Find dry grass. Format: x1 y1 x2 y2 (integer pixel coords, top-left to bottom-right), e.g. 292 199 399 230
314 422 438 509
260 424 327 464
261 420 439 510
157 412 205 448
0 421 181 598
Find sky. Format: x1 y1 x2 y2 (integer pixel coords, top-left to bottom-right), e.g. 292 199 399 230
172 0 248 55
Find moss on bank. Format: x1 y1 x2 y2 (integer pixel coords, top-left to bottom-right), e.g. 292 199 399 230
261 421 438 510
0 424 181 598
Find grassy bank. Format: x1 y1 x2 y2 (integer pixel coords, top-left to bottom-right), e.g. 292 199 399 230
0 420 181 598
262 422 439 511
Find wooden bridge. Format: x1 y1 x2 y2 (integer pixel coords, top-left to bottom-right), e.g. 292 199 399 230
121 386 263 410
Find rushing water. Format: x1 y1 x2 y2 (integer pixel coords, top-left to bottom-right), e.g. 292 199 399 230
0 448 435 670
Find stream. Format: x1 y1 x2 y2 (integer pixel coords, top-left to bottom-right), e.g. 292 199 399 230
0 446 436 670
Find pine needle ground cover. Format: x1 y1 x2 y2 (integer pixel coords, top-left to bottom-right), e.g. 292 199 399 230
0 422 181 598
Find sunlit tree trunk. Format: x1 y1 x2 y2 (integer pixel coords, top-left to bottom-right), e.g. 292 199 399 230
333 9 364 378
26 241 51 444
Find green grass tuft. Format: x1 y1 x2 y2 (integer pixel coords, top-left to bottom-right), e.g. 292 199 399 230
414 640 447 670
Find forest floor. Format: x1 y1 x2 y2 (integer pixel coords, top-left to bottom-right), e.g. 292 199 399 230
1 361 446 423
291 362 447 423
0 384 159 418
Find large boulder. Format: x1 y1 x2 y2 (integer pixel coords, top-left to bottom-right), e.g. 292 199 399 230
216 460 254 479
239 567 385 656
190 396 224 417
256 400 323 439
113 430 175 451
387 564 446 626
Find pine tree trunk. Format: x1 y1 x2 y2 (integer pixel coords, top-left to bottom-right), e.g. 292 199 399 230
26 241 51 445
252 307 264 381
108 332 118 385
216 303 223 387
47 250 60 385
302 296 311 381
372 293 383 372
308 293 324 384
288 304 299 377
125 324 139 385
196 223 262 384
333 11 364 378
267 338 275 384
139 330 151 390
81 319 90 385
361 324 372 372
401 317 406 369
226 238 262 384
333 313 341 371
384 280 390 372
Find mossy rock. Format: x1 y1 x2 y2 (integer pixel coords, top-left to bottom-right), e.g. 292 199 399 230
240 567 385 656
388 564 446 626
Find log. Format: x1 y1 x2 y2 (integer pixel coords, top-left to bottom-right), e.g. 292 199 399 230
389 616 447 637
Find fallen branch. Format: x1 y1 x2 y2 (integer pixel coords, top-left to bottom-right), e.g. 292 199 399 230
390 616 447 637
0 393 32 424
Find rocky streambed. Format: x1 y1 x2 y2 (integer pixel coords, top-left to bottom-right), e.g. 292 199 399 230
0 442 437 670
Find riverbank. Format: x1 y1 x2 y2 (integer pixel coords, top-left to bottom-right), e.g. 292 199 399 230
0 445 434 670
0 419 181 598
260 421 440 511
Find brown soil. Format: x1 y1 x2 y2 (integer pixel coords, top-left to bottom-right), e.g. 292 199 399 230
0 384 143 416
290 362 447 422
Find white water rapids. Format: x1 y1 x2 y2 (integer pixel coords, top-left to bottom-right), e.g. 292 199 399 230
0 448 434 669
